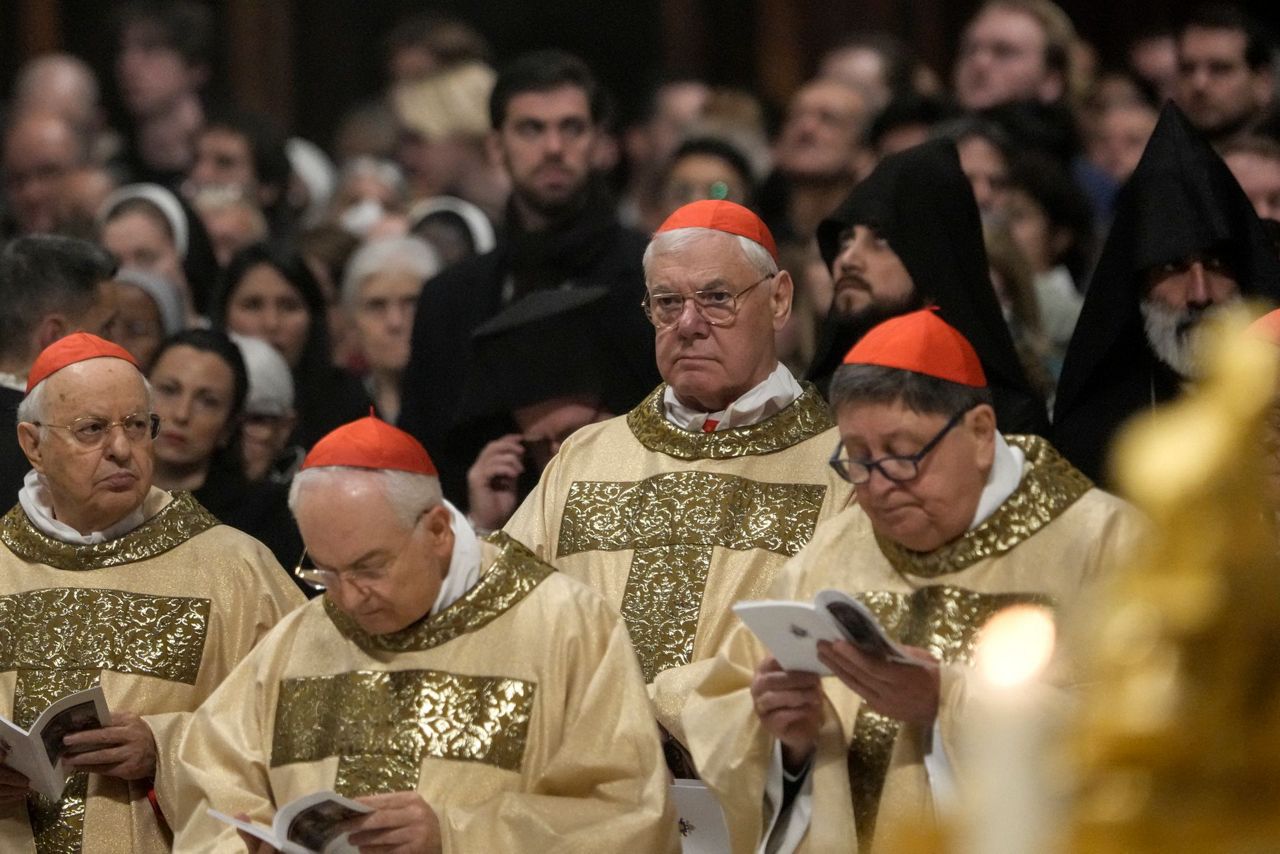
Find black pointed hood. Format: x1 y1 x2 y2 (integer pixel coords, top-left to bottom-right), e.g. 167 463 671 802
808 138 1049 434
1053 102 1280 482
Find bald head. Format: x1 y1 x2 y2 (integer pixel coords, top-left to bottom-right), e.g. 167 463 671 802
14 54 101 132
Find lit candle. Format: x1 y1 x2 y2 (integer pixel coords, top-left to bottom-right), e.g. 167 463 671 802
958 605 1061 854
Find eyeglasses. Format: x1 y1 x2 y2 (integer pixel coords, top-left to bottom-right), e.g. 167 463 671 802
642 272 774 328
33 412 161 449
829 407 973 485
293 548 391 593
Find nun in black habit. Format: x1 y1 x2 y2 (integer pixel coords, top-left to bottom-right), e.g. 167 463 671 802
1052 103 1280 485
807 137 1051 435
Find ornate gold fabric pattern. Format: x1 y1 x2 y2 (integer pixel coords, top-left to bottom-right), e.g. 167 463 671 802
625 383 833 460
0 491 218 571
18 669 94 854
846 586 1054 852
1 589 210 853
271 669 536 796
324 531 552 654
0 588 210 683
874 435 1092 579
557 472 826 681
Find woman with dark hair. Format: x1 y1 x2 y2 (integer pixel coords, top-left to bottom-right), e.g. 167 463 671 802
148 329 307 582
213 243 371 449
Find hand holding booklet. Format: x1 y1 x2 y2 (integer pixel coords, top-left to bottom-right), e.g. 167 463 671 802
0 684 111 800
733 589 919 675
209 791 373 854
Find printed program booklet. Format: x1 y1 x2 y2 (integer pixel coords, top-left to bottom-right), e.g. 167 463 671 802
733 589 919 675
0 684 111 800
209 790 373 854
671 778 731 853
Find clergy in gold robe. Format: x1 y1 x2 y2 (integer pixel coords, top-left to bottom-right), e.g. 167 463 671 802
504 201 852 752
173 415 678 853
680 310 1147 854
0 334 305 854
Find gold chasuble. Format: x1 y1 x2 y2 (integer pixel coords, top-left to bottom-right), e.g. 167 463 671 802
0 490 305 854
682 436 1148 854
172 533 679 853
506 383 852 738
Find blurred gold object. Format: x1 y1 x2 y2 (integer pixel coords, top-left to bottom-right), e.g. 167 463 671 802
1070 304 1280 851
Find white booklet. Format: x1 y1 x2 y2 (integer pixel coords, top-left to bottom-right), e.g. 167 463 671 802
732 589 918 675
671 779 731 854
208 791 373 854
0 684 111 800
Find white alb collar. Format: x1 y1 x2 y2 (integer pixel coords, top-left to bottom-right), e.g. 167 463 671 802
431 500 484 615
662 362 803 432
969 433 1025 530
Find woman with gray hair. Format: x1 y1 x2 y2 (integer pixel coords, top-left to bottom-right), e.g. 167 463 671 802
343 235 441 421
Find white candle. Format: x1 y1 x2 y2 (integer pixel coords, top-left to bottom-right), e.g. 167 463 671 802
958 605 1061 854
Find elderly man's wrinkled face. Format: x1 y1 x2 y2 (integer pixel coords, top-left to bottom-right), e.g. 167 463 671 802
1141 251 1241 377
648 232 792 412
17 358 155 535
294 473 453 635
837 398 995 552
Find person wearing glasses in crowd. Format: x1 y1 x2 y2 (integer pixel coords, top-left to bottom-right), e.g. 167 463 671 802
505 200 852 774
681 309 1145 854
0 333 302 853
173 414 679 852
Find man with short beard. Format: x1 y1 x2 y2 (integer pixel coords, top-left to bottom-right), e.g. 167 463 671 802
1054 103 1280 484
806 138 1050 435
398 50 658 507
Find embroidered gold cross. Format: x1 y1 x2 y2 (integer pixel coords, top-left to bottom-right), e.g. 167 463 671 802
271 669 536 796
557 471 826 682
0 587 209 854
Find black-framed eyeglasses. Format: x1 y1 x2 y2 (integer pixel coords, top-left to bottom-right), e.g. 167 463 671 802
642 272 775 328
829 407 973 485
32 412 161 449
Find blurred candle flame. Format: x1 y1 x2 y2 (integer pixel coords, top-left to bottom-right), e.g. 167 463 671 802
975 605 1056 688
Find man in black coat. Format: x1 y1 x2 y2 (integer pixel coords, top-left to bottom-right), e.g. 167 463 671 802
807 138 1050 436
1053 103 1280 484
398 50 658 506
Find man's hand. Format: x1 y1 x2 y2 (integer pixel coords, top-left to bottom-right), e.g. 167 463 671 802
750 657 824 773
0 743 30 803
62 711 157 780
346 792 441 854
817 641 940 726
465 434 526 532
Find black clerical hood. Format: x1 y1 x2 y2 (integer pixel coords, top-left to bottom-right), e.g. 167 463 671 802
1053 102 1280 482
453 286 626 425
808 138 1048 435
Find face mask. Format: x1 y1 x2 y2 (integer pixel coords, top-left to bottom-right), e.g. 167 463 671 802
339 198 385 236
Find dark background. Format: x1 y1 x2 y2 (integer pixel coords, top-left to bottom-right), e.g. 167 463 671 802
2 0 1275 148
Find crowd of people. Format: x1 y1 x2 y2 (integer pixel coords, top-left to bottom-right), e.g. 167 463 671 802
0 0 1277 851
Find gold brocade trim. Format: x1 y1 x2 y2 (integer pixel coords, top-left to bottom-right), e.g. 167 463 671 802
0 491 218 571
0 588 210 682
625 383 833 460
271 669 537 795
873 435 1092 579
324 531 552 653
558 472 826 681
846 586 1054 853
0 589 211 853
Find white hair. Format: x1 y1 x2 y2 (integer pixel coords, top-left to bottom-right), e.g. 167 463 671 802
341 236 441 307
642 227 778 283
17 372 154 425
339 156 407 201
289 466 442 530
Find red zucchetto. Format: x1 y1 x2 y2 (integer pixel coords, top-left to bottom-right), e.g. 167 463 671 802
843 307 988 387
26 333 140 393
655 199 778 262
302 412 438 475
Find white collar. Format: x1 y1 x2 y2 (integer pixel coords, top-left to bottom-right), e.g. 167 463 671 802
662 362 803 432
431 500 483 615
969 434 1025 530
18 469 162 544
0 371 25 393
